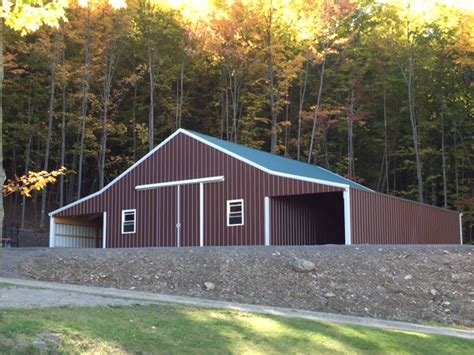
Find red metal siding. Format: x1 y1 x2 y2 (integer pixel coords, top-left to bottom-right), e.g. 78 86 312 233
271 192 344 245
56 133 341 247
350 189 460 244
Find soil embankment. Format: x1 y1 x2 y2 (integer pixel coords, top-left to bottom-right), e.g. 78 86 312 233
1 245 472 326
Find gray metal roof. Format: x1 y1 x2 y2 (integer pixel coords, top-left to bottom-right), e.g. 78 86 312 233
189 130 372 191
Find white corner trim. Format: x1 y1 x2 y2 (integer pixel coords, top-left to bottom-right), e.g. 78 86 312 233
459 213 463 245
103 211 108 249
264 197 270 246
49 129 186 217
343 188 352 245
49 217 55 248
199 183 204 247
136 176 224 191
121 209 137 234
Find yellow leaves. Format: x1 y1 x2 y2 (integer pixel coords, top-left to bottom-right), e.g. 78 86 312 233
3 167 67 198
1 0 69 35
1 0 129 35
78 0 127 10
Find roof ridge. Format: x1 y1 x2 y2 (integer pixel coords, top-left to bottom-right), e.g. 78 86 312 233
184 129 371 191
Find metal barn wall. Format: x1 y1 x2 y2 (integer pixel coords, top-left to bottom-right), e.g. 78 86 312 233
350 189 461 244
53 218 101 248
55 132 342 247
271 192 345 245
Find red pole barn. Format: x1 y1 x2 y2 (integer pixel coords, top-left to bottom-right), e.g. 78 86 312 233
49 129 462 248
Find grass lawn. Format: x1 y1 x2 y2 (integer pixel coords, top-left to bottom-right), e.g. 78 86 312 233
0 305 472 354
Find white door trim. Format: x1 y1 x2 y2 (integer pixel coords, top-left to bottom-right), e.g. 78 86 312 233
199 183 204 247
49 217 56 248
343 188 352 245
264 197 270 246
102 211 107 249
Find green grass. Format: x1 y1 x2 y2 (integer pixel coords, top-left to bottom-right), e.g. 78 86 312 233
0 283 12 289
0 305 472 354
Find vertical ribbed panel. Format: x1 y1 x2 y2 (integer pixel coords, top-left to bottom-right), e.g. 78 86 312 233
271 192 344 245
56 133 342 247
54 223 98 248
350 189 461 244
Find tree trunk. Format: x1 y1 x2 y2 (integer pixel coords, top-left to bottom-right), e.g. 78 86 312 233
77 11 92 199
403 46 423 203
0 20 6 238
453 132 459 204
147 32 155 150
40 32 58 229
175 56 185 129
347 88 355 179
227 68 242 142
297 62 309 161
59 45 67 207
377 87 390 193
308 55 327 164
99 46 114 189
132 82 138 162
21 79 33 229
267 6 277 153
441 109 448 208
383 86 389 193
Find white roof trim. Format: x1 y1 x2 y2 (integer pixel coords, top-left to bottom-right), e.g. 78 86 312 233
49 129 184 216
136 176 224 190
181 130 351 190
51 128 350 216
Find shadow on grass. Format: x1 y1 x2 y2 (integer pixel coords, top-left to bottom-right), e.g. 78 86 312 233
0 304 472 354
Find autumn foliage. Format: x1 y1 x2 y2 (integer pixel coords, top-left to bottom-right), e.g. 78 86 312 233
3 167 67 198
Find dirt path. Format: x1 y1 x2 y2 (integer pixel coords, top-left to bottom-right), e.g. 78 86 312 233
0 285 151 308
1 277 473 340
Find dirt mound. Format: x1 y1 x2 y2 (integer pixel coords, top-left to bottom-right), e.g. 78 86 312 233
2 245 473 327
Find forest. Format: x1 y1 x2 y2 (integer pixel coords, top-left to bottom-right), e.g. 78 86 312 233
1 0 473 242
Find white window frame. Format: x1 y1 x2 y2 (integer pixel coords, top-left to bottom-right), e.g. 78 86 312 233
227 199 244 227
121 209 136 234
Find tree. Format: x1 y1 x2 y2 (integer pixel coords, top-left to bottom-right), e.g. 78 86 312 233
1 0 67 235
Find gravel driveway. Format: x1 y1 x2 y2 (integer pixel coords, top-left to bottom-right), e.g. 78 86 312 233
0 284 150 308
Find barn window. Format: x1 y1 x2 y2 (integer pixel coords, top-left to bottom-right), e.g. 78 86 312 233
121 209 136 234
227 199 244 226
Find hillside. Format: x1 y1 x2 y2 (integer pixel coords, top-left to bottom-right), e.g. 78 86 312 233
1 245 472 327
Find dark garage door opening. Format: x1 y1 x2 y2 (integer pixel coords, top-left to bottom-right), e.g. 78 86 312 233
270 191 345 245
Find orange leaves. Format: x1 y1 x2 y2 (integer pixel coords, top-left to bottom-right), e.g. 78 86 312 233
3 167 67 198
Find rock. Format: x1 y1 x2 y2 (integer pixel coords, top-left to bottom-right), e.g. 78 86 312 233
324 292 336 298
290 257 315 272
430 289 437 296
451 273 460 280
443 250 450 255
204 282 216 291
404 275 413 280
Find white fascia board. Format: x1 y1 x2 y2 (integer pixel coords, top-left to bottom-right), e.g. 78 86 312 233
49 129 186 216
182 130 350 190
136 176 225 191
